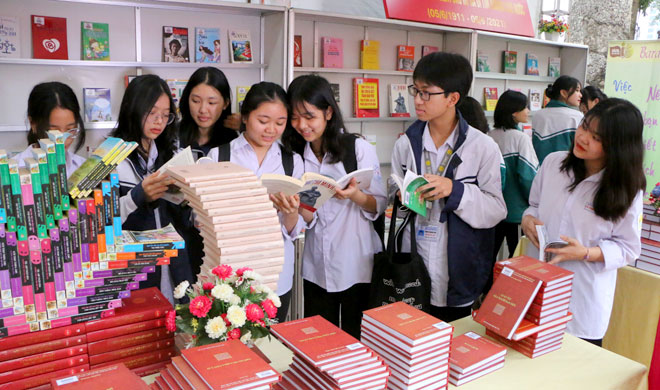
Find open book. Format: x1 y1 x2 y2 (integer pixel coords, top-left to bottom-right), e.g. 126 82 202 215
260 168 374 212
390 171 429 217
158 146 195 204
536 225 567 262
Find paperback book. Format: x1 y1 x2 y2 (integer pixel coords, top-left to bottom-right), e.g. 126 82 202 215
83 88 111 122
390 170 429 217
162 26 189 63
321 37 343 68
360 40 380 70
548 57 561 77
236 86 251 112
31 15 68 60
421 45 438 57
396 45 414 71
194 27 220 63
293 34 302 67
484 87 499 111
228 29 252 63
389 84 410 117
353 78 379 118
528 88 542 111
502 50 517 74
525 53 539 76
81 21 109 61
0 16 19 58
330 83 340 103
477 50 490 72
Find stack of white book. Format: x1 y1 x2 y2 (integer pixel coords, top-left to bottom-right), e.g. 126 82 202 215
167 162 284 291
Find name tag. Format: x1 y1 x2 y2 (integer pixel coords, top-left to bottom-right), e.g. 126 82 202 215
417 224 439 241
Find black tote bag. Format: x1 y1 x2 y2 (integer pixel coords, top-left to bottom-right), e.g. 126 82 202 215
368 199 432 312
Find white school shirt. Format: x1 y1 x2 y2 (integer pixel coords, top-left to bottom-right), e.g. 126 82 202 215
523 151 643 339
301 137 387 293
208 135 306 296
15 144 86 178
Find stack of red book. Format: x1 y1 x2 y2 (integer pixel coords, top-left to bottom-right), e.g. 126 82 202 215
271 315 390 390
51 363 149 389
360 302 453 390
84 288 175 376
448 332 506 386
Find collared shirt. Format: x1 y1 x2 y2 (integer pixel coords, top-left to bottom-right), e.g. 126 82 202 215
301 137 387 292
523 151 642 339
532 103 583 165
208 135 306 295
15 144 86 178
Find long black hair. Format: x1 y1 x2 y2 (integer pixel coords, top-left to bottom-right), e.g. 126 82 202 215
545 75 581 103
494 90 528 130
581 86 607 107
178 67 236 149
27 82 86 152
283 74 350 163
110 75 177 166
239 81 289 130
560 98 646 221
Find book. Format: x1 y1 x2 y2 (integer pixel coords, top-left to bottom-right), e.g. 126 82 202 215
293 34 302 67
321 37 343 68
47 130 71 210
484 87 498 111
67 137 124 198
260 168 374 212
124 75 137 88
157 146 195 205
548 56 561 77
396 45 415 71
0 354 88 384
194 27 220 63
360 40 380 70
536 225 567 262
228 29 252 63
477 50 490 72
83 88 111 122
502 50 517 74
236 85 251 112
8 364 88 389
389 84 411 117
353 77 379 118
80 21 109 61
162 26 189 63
31 15 68 60
83 288 171 332
449 332 506 374
525 53 539 76
421 45 438 57
85 317 166 343
494 256 574 288
52 364 150 389
528 88 542 111
390 170 429 217
330 83 340 103
0 16 19 58
0 334 85 363
91 347 175 370
89 336 174 364
171 356 211 390
114 225 184 252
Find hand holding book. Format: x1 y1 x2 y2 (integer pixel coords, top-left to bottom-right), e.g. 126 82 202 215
521 214 543 248
142 172 175 203
545 235 604 265
417 174 453 201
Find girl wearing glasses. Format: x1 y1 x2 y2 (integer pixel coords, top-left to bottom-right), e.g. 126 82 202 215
110 75 194 303
15 82 87 177
522 98 644 346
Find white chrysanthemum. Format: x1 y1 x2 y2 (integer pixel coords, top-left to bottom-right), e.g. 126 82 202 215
240 331 252 344
228 294 241 306
226 275 239 284
205 316 227 339
211 284 233 301
173 281 189 299
267 292 281 308
254 284 272 294
242 270 261 281
227 305 247 327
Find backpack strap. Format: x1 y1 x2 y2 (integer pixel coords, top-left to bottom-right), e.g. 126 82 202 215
279 144 294 177
340 134 358 173
217 143 231 162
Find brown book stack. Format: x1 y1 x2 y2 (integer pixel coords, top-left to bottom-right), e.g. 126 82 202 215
271 315 390 390
51 363 150 389
167 163 285 291
360 302 453 390
448 332 507 386
637 204 660 275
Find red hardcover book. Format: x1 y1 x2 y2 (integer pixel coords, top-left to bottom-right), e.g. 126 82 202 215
473 266 542 339
181 340 279 389
449 332 507 374
0 344 86 373
3 364 87 390
89 337 174 365
0 334 86 363
293 35 302 67
131 360 168 377
84 287 172 332
360 319 452 356
494 256 574 287
91 347 175 370
0 354 88 384
0 323 85 352
360 329 449 369
166 364 192 390
31 15 68 59
86 317 166 342
160 368 181 390
449 358 505 386
353 78 379 118
51 363 149 389
171 356 210 390
155 375 169 390
511 312 573 341
87 327 173 355
396 45 415 71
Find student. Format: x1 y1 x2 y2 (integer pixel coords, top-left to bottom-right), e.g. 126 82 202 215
110 75 194 303
282 74 387 338
390 52 507 323
579 86 607 114
522 98 644 346
457 96 489 134
488 90 538 271
532 75 583 164
208 82 307 324
15 82 87 176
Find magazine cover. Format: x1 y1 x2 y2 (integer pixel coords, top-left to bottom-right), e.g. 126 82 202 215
31 15 68 59
477 51 490 72
0 16 20 58
528 89 542 111
330 83 340 103
548 57 561 77
396 45 414 72
236 86 251 111
195 27 220 63
503 50 517 74
162 26 189 63
81 21 109 61
389 84 410 117
229 29 253 63
83 88 111 122
293 35 302 67
525 53 539 76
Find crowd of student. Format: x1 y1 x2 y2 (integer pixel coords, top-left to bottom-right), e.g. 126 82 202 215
14 51 643 347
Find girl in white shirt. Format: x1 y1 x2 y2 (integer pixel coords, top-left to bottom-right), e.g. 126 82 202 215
522 98 645 346
282 75 387 338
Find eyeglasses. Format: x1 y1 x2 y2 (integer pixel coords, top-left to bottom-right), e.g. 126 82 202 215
147 112 176 125
49 128 80 139
408 85 449 101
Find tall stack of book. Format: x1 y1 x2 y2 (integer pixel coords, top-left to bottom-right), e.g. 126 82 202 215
360 302 453 390
52 363 150 389
448 332 506 386
271 315 390 390
167 163 284 291
638 204 660 275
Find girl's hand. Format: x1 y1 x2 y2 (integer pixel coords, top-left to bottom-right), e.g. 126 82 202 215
223 113 241 131
546 235 588 265
142 172 175 203
269 193 300 215
521 215 543 248
417 174 453 201
334 178 359 201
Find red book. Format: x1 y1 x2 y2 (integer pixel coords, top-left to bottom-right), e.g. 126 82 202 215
159 367 181 390
86 317 166 342
31 15 68 59
51 363 149 389
270 315 369 369
396 45 415 71
4 364 87 390
361 330 449 370
449 358 505 386
0 323 85 352
353 78 379 118
293 35 302 67
87 327 172 355
155 375 169 390
171 356 210 390
0 334 86 362
494 256 574 287
473 267 542 339
132 361 168 378
84 287 172 332
0 344 87 374
511 312 573 341
360 323 451 360
91 347 175 370
89 337 174 365
166 364 192 390
0 354 88 384
181 340 279 389
449 332 506 374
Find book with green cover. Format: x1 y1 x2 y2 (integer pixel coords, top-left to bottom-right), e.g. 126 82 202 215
38 139 62 220
68 137 123 198
47 131 70 211
503 50 517 74
31 148 55 229
81 21 109 61
78 141 137 198
390 170 430 217
0 150 13 230
24 158 47 239
8 159 26 240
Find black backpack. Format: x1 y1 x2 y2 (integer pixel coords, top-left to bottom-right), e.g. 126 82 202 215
216 143 294 176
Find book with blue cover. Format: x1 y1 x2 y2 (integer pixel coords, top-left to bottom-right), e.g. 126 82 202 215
83 88 111 122
195 27 221 63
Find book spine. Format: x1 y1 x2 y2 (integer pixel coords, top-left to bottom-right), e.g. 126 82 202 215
49 228 67 309
85 199 99 269
83 303 171 333
40 308 115 330
54 142 70 211
8 161 26 241
92 266 155 279
0 225 10 307
6 364 88 390
87 327 172 355
4 232 22 312
37 158 55 229
28 235 47 322
74 281 139 298
0 322 84 350
38 238 57 319
85 317 165 343
67 290 129 307
103 258 170 270
0 354 88 384
80 273 147 288
46 149 63 220
89 337 174 365
130 361 168 378
110 173 122 238
56 299 121 318
67 209 83 281
0 310 26 325
0 334 86 363
101 182 114 251
93 189 106 262
0 344 87 373
111 250 177 261
0 322 35 339
58 218 75 299
117 242 183 252
77 200 90 273
17 240 36 321
0 161 12 233
28 166 48 239
91 347 175 370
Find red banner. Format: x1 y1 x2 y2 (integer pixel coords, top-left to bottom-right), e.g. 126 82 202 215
383 0 534 38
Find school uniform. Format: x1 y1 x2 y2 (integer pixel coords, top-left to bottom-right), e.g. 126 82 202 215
523 151 642 340
15 144 86 178
532 100 583 164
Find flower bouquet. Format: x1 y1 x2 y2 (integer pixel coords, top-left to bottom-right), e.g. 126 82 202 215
167 265 280 347
538 15 568 34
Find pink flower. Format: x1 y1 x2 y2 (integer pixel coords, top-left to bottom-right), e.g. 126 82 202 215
245 303 264 322
203 282 214 291
255 319 266 327
165 310 177 332
189 296 212 318
212 265 233 280
221 313 231 327
227 328 241 340
250 286 255 293
261 299 278 319
236 267 252 277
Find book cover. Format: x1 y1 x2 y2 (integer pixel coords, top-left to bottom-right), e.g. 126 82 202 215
390 170 429 217
83 88 111 122
494 256 574 288
162 26 189 63
528 88 542 111
484 87 498 111
52 364 149 389
0 344 86 373
91 347 175 370
396 45 414 71
330 83 340 103
449 332 506 374
236 85 251 112
502 50 517 74
477 50 490 72
293 34 302 67
548 56 561 77
360 39 380 70
166 79 188 110
321 37 343 68
0 334 85 363
363 301 453 345
421 45 438 57
81 21 109 61
228 29 252 63
89 338 174 365
389 84 410 117
194 27 220 63
0 16 19 58
525 53 539 76
31 15 68 60
83 287 172 332
0 354 88 384
353 77 379 118
171 356 211 390
47 130 70 211
85 317 165 342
